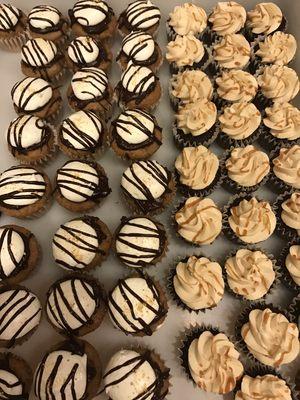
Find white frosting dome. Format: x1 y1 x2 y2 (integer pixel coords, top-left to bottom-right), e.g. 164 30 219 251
0 4 20 30
0 369 23 397
73 0 109 26
115 109 155 144
8 115 48 150
122 31 155 62
29 5 60 29
68 36 100 65
121 62 155 94
12 77 53 112
0 227 25 280
22 38 57 67
71 67 108 101
125 0 161 30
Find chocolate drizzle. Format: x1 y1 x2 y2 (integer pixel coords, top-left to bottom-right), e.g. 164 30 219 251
28 5 63 33
0 4 20 31
68 36 108 68
119 1 160 31
118 31 158 66
0 354 24 399
22 38 57 68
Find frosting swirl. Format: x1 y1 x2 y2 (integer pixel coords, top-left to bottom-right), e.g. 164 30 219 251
247 3 283 35
174 256 224 310
281 192 300 234
273 145 300 189
229 197 276 243
241 308 299 367
286 245 300 286
256 32 297 66
264 103 300 140
166 34 205 68
216 70 258 102
213 34 250 69
188 331 244 394
175 146 219 190
219 102 261 139
175 197 222 245
209 2 246 36
225 249 275 300
169 3 207 36
236 374 292 400
171 70 213 104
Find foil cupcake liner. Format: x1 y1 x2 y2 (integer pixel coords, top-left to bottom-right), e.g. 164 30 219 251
278 238 300 292
172 121 220 149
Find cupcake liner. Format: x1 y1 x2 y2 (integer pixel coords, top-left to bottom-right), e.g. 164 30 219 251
173 121 220 149
257 123 299 151
288 293 300 325
273 189 299 242
168 45 211 76
0 29 28 52
278 239 300 292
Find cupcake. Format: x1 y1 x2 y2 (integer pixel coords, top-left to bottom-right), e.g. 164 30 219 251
0 165 52 219
110 109 162 160
67 67 113 118
223 145 270 193
7 115 56 164
58 110 106 159
175 145 222 197
113 215 167 268
11 77 62 121
34 339 101 400
54 160 111 212
208 2 246 40
46 274 107 336
115 62 161 111
117 31 162 72
0 224 40 285
174 197 222 246
275 191 300 241
103 348 170 400
69 0 117 41
52 215 112 272
0 285 41 348
0 4 28 51
120 160 175 215
279 241 300 291
108 273 168 336
118 0 161 37
271 145 300 192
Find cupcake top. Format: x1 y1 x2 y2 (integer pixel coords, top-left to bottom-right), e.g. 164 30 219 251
70 0 113 29
257 65 300 103
166 34 205 68
171 70 213 105
175 145 219 190
256 32 297 66
115 216 166 268
21 38 58 67
247 3 283 35
228 197 276 243
281 192 300 234
213 34 250 70
264 103 300 141
175 197 222 245
273 145 300 189
241 308 299 367
226 145 270 187
28 5 62 32
0 353 29 398
119 62 157 97
219 102 261 139
188 331 244 394
121 1 161 31
209 2 246 36
0 4 21 31
225 249 275 300
120 31 156 64
68 36 105 68
176 99 217 137
286 245 300 286
216 69 258 102
173 256 224 310
71 67 108 101
169 3 207 36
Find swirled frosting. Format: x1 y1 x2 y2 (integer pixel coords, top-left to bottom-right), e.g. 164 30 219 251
219 102 261 139
257 65 300 103
175 197 222 245
166 34 205 67
247 3 283 35
175 146 219 190
281 192 300 234
225 249 275 300
176 100 217 136
188 331 244 393
216 70 258 102
174 256 224 310
226 145 270 187
169 3 207 36
229 197 276 243
209 2 246 36
264 103 300 140
213 34 250 69
256 32 297 66
273 145 300 189
171 70 213 104
286 245 300 286
241 308 299 367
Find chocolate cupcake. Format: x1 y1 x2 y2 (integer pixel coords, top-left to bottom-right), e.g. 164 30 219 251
275 191 300 242
0 4 28 51
120 160 175 215
270 144 300 192
113 215 167 269
110 109 162 161
0 165 52 219
108 273 168 337
0 224 40 285
0 285 41 348
279 240 300 291
52 215 111 272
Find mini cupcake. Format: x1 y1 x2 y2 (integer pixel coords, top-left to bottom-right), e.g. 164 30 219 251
0 285 41 348
58 110 106 159
110 109 162 160
11 77 62 121
174 197 222 246
279 240 300 291
118 0 161 37
275 191 300 242
52 215 112 272
46 274 107 337
67 67 113 118
115 62 161 111
54 160 111 213
120 160 175 215
175 145 222 197
0 165 52 219
34 339 101 400
117 31 162 72
69 0 117 41
0 4 28 51
113 215 167 268
108 273 168 336
270 144 300 192
7 115 56 164
0 224 40 285
223 145 270 193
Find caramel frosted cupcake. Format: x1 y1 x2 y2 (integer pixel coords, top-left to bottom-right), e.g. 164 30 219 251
0 4 28 51
208 2 246 40
271 145 300 192
275 191 300 241
279 241 300 290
